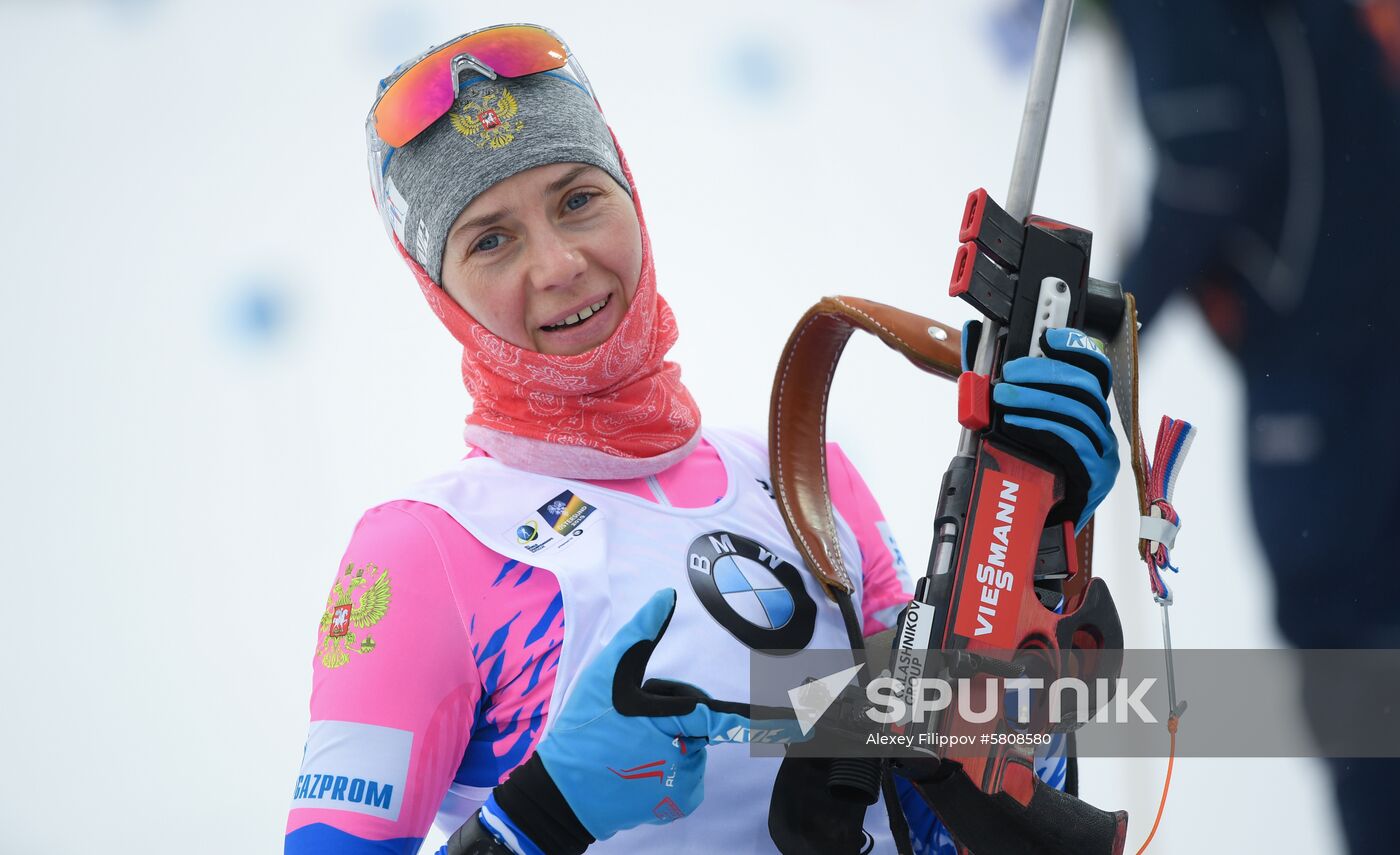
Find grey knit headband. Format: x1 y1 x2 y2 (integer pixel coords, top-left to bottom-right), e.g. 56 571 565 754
374 70 630 284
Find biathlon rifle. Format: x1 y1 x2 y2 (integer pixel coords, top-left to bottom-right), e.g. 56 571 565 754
768 2 1195 852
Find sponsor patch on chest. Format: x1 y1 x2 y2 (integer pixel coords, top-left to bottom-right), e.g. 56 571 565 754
686 531 818 651
510 490 599 555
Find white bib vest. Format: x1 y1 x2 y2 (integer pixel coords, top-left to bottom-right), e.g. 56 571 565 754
401 427 900 853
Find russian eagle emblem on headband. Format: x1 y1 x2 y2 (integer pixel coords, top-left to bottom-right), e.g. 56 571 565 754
317 562 393 669
450 86 524 151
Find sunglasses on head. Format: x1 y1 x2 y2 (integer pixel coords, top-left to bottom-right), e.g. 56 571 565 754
370 23 595 149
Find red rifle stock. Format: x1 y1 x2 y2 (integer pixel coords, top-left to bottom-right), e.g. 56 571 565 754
886 189 1128 855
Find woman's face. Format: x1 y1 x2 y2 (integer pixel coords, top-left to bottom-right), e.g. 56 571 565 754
439 162 643 356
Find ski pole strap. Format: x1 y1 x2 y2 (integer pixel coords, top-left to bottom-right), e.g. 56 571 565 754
1139 417 1196 600
1137 512 1179 550
768 295 961 597
1101 293 1196 599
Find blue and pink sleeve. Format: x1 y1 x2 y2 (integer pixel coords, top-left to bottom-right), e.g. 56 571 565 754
285 501 564 854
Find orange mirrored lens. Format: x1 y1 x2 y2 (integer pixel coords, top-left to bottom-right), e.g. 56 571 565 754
373 25 569 148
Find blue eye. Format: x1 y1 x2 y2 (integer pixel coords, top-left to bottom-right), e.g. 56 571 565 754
565 192 593 211
475 233 503 253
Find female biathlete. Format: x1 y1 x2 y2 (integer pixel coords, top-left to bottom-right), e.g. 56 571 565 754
284 23 1118 855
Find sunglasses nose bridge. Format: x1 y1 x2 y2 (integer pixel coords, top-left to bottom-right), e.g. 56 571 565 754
451 52 499 89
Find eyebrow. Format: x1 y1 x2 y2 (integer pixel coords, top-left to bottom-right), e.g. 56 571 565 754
449 165 597 244
543 164 593 194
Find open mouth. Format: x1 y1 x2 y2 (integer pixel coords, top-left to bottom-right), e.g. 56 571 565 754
541 295 610 332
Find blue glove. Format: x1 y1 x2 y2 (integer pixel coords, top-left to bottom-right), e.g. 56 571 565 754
963 321 1118 533
476 589 751 854
993 326 1119 532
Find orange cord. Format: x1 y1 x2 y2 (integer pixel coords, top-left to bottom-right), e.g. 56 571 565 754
1132 715 1178 855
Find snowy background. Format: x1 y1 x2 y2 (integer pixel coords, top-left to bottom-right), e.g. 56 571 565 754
1 0 1341 851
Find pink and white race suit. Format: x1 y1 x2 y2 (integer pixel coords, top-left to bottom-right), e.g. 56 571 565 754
284 428 1056 854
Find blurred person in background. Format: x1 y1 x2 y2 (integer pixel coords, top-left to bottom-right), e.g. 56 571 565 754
283 22 1121 855
1103 1 1400 851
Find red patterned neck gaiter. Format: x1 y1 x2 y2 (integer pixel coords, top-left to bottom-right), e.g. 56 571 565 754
389 135 702 478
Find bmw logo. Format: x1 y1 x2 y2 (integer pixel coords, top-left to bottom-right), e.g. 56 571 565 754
516 522 539 544
686 531 816 651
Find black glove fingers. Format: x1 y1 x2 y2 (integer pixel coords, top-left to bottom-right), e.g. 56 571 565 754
997 398 1105 457
641 677 709 701
998 417 1090 521
1008 377 1111 438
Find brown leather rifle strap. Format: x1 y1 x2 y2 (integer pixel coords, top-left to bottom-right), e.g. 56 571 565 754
767 294 1138 601
768 296 961 599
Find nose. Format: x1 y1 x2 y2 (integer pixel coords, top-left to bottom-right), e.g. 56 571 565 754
526 226 588 291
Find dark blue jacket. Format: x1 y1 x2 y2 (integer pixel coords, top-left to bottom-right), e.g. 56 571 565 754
1111 0 1400 645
